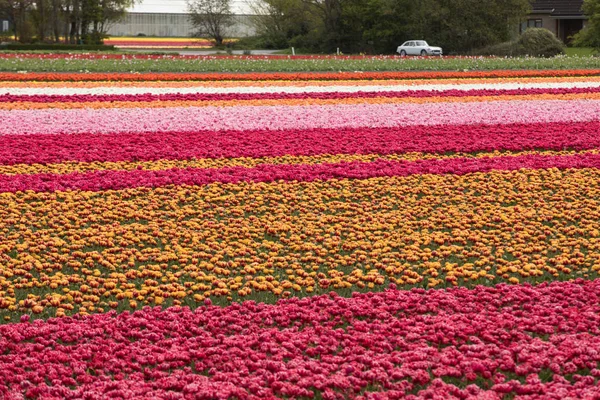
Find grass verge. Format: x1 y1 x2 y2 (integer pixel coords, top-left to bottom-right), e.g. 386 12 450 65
1 54 600 72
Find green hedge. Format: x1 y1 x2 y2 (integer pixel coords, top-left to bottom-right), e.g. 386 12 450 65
0 44 115 51
473 28 566 57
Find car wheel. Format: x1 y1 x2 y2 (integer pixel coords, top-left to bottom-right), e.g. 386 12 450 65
421 50 427 56
400 50 406 56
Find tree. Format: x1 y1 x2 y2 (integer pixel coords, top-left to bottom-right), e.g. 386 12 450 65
187 0 233 46
302 0 342 50
249 0 317 49
250 0 531 53
98 0 134 35
1 0 135 44
30 0 49 41
573 0 600 50
340 0 412 54
0 0 34 42
49 0 63 42
402 0 530 54
74 0 136 44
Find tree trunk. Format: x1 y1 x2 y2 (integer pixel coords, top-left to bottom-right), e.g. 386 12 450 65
38 0 46 41
18 1 26 43
52 0 60 42
70 18 77 43
8 7 19 42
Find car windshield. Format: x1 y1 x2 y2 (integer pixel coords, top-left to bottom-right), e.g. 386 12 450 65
417 41 427 46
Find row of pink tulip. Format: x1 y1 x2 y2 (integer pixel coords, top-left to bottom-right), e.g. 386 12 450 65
2 280 599 399
1 86 599 103
2 100 600 135
1 121 599 166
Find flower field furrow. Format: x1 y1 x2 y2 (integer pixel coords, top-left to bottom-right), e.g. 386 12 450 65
1 167 600 318
4 85 600 103
4 76 599 90
1 121 598 166
2 149 597 177
2 100 600 136
0 67 600 82
1 68 600 81
4 79 600 96
2 151 600 193
2 280 600 399
6 92 600 111
3 67 600 398
106 42 213 46
103 38 216 48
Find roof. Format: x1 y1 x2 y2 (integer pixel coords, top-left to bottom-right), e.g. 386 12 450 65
530 0 584 16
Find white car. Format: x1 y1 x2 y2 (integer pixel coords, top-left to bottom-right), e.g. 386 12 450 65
397 41 443 56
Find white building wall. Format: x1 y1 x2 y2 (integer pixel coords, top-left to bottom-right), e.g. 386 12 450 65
107 13 256 37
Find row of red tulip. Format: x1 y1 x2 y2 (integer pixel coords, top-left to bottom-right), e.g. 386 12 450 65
2 280 599 398
1 121 599 166
1 151 600 193
1 69 599 81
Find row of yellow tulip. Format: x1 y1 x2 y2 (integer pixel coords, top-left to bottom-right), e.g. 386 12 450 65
1 166 599 320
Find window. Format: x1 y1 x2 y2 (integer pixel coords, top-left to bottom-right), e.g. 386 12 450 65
531 19 543 28
520 19 542 33
416 41 426 46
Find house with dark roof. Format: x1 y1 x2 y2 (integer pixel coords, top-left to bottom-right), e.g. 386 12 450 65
525 0 586 44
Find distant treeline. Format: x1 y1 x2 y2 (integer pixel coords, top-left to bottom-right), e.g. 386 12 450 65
249 0 532 54
0 0 135 44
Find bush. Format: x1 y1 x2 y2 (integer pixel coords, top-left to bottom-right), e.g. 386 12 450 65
473 28 565 57
288 30 325 52
572 0 600 51
80 32 104 46
0 34 15 44
0 44 115 51
235 36 269 49
474 41 523 57
518 28 566 57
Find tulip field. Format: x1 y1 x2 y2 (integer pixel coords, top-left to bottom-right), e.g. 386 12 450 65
2 64 600 398
2 52 600 73
104 37 219 49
